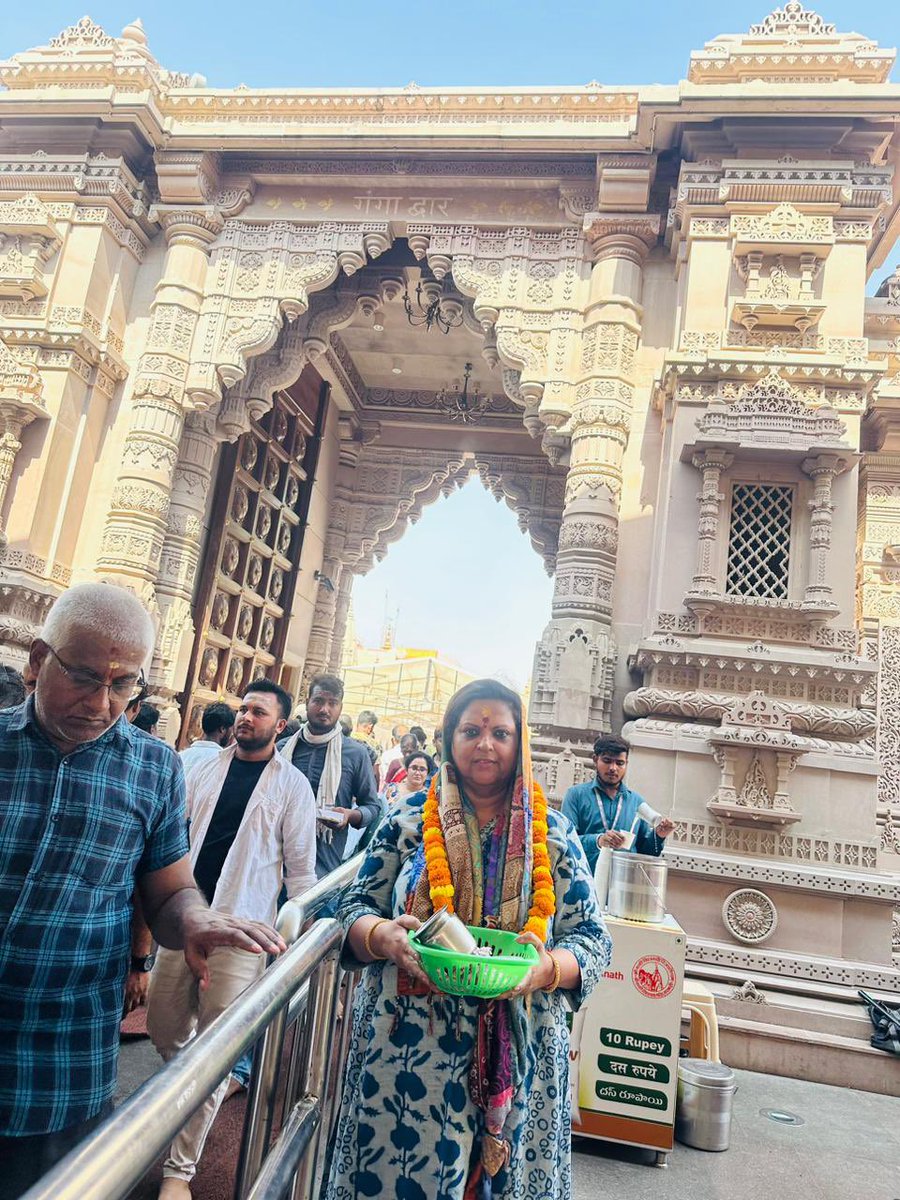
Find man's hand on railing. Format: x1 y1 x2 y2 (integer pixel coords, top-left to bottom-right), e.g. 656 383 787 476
182 910 288 989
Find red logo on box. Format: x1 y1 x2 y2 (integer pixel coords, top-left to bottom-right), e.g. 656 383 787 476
632 954 676 999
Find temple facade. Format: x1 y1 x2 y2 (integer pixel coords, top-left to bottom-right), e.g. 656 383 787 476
1 4 898 1088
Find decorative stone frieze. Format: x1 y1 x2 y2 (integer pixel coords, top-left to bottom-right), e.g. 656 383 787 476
624 686 876 741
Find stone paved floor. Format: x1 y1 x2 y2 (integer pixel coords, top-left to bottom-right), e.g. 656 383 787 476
117 1038 899 1199
572 1067 900 1200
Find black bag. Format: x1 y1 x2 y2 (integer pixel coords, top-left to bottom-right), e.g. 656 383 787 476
859 990 900 1055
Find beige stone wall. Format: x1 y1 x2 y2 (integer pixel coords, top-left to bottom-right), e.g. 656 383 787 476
0 8 898 1038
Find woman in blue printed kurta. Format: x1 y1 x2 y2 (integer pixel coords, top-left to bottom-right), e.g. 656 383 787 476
323 680 610 1200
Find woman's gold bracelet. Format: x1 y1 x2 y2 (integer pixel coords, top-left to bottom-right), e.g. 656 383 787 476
364 917 389 961
545 951 562 993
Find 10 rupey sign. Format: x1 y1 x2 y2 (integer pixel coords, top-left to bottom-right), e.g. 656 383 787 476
572 914 686 1152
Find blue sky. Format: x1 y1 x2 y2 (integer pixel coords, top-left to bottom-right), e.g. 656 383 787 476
352 479 553 690
4 3 897 683
4 3 897 90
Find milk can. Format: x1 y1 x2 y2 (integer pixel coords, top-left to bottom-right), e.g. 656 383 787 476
606 851 668 923
674 1059 736 1151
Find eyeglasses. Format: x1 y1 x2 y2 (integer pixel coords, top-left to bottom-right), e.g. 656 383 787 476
44 644 147 704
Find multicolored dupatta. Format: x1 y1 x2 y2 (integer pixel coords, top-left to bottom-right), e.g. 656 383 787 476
407 724 543 1192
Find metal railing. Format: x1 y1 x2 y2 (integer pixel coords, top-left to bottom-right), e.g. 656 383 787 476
21 854 365 1200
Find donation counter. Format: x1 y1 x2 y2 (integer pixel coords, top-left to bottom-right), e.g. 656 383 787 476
571 909 686 1167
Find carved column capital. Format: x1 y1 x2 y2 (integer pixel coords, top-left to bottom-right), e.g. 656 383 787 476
583 213 662 264
149 205 224 248
691 447 735 473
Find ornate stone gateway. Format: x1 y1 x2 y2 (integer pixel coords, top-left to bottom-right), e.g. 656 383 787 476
1 6 899 1087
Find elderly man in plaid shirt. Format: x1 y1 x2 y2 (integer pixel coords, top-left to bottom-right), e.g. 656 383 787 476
0 583 287 1200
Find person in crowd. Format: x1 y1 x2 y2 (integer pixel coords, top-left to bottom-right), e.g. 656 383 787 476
281 716 302 739
562 734 674 875
351 708 381 783
179 701 235 772
124 682 149 724
383 732 418 788
133 701 161 737
147 679 316 1200
432 726 443 762
323 679 609 1200
339 713 354 738
0 663 26 709
409 723 427 751
0 583 286 1200
382 748 435 806
378 721 409 783
280 674 381 879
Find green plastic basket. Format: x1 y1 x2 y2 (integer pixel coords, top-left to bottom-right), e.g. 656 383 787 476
408 925 539 999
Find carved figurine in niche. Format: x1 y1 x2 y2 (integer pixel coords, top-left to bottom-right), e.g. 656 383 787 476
764 256 791 301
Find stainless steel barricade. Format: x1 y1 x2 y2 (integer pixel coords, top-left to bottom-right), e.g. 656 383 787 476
20 853 365 1200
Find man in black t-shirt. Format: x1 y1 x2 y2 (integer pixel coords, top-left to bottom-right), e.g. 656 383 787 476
147 680 316 1200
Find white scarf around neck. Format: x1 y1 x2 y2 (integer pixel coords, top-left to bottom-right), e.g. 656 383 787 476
281 722 343 842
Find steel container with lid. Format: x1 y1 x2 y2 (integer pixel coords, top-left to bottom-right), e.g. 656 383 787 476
606 850 668 923
675 1058 737 1152
413 907 478 954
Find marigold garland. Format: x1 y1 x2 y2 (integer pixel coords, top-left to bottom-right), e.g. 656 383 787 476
423 776 555 942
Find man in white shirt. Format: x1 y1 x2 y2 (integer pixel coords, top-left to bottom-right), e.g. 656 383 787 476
179 701 235 773
378 721 409 782
147 680 316 1199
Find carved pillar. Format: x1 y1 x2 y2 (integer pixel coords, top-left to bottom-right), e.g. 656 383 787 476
687 448 733 604
302 557 343 692
149 412 221 727
800 452 845 614
530 214 660 745
96 207 222 597
328 568 354 675
0 343 47 548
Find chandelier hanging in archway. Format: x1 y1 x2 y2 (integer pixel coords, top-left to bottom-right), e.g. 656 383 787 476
437 362 491 424
403 277 464 334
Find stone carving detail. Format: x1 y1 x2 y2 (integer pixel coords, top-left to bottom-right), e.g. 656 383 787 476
723 889 778 945
730 979 768 1004
689 6 891 85
705 692 803 826
737 756 772 807
731 204 833 248
186 220 393 410
694 370 848 449
0 195 61 301
749 4 835 38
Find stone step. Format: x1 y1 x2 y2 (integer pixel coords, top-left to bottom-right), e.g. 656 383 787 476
715 1011 900 1097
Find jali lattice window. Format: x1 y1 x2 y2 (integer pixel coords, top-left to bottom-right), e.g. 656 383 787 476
725 483 793 599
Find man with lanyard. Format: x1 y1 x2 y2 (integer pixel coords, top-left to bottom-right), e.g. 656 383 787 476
280 673 381 878
562 734 674 875
147 678 316 1199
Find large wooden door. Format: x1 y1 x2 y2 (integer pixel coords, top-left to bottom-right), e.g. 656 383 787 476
179 367 328 744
